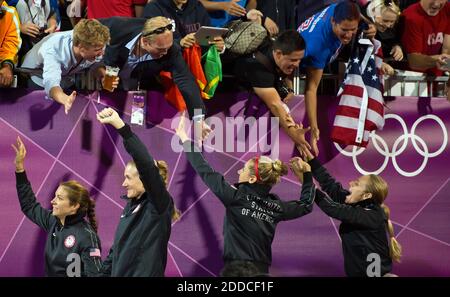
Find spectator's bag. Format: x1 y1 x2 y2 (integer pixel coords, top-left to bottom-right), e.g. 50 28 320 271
224 20 267 56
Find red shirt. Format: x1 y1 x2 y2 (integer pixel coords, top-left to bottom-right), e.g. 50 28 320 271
401 2 450 75
87 0 147 19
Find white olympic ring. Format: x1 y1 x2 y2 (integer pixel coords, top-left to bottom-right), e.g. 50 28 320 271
334 114 448 177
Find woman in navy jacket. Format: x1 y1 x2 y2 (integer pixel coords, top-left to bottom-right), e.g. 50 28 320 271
12 136 102 277
300 148 402 277
96 107 177 276
175 115 316 276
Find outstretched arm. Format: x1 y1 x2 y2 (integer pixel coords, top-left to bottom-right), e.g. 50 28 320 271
279 157 315 221
299 146 349 204
253 87 311 156
175 115 237 206
304 67 323 156
315 190 383 229
12 136 55 232
96 108 171 214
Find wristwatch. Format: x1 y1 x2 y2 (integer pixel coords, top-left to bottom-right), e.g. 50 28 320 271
1 60 14 71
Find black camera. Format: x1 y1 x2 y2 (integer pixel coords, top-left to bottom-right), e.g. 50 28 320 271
275 79 293 99
31 25 49 44
38 25 48 37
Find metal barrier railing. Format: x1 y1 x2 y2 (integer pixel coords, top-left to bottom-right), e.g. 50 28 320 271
14 67 449 98
293 67 448 98
383 75 448 97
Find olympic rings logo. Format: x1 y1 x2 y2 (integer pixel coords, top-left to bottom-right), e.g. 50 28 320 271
334 114 448 177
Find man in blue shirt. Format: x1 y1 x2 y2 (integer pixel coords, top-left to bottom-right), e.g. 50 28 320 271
21 19 111 114
298 1 375 156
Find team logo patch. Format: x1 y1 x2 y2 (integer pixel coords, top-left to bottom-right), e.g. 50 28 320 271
64 235 76 248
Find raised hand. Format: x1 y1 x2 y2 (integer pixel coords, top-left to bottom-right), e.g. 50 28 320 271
289 156 311 183
97 67 120 92
0 64 14 87
96 107 125 129
175 111 189 143
390 45 403 61
296 144 314 162
264 17 279 37
11 136 27 172
310 127 320 157
193 118 212 147
63 91 77 114
288 122 311 156
223 0 246 17
289 157 311 174
181 33 197 48
20 23 40 38
246 9 263 23
209 36 225 52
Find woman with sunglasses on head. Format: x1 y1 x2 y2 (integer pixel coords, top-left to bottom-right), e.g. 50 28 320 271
12 136 102 277
174 115 316 276
298 146 402 277
99 16 207 121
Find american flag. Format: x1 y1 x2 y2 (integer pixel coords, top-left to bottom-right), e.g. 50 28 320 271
89 248 101 257
331 38 385 147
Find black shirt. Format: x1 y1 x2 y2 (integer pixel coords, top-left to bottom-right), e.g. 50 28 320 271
233 43 279 89
143 0 211 43
183 141 315 268
15 172 102 277
100 124 174 277
308 158 392 277
256 0 296 31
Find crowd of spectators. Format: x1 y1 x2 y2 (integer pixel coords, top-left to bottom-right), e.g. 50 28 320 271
1 0 449 106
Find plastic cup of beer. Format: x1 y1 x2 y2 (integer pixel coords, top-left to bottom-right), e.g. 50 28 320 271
104 66 120 92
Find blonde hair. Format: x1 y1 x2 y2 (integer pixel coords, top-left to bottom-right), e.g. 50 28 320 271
73 19 110 48
127 160 181 222
365 174 402 263
142 16 172 43
366 0 401 21
248 156 288 186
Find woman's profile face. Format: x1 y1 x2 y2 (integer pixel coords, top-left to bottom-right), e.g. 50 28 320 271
237 161 253 183
51 186 79 219
345 175 371 204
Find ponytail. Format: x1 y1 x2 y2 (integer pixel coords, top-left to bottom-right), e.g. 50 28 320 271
155 160 181 223
381 204 402 263
87 198 98 233
249 156 288 186
172 205 181 222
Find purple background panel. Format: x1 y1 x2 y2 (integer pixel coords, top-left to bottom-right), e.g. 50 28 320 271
0 89 449 276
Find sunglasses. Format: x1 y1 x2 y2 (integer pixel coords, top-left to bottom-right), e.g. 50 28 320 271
143 23 174 37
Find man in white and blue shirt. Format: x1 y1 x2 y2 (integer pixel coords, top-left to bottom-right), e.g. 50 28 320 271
21 19 110 114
